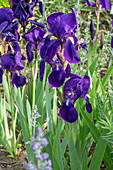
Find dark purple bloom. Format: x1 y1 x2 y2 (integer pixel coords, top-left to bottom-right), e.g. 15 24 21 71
1 42 24 71
99 0 111 9
0 8 19 42
47 8 77 39
90 20 95 40
12 71 26 88
85 0 96 7
0 68 3 83
23 25 46 43
48 64 66 88
64 74 90 100
59 100 78 123
12 0 34 27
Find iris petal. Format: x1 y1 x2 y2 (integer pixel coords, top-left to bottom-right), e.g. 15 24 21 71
60 100 78 123
99 0 111 9
48 65 66 88
64 39 81 64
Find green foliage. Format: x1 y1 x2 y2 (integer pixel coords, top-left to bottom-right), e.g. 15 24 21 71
0 0 10 7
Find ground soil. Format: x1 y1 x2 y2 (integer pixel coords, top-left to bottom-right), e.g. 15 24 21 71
0 145 27 170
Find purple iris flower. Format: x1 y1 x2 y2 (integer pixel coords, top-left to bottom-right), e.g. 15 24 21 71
0 7 19 42
12 71 26 87
23 23 46 63
48 64 66 88
64 74 90 100
60 74 92 123
0 68 3 83
1 42 24 71
46 9 81 64
59 100 78 123
47 8 77 40
23 25 46 43
12 0 34 28
0 20 19 42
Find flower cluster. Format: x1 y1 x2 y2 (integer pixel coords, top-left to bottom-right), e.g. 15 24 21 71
39 8 92 123
0 7 26 87
0 0 44 88
26 106 51 170
0 3 92 123
12 0 43 30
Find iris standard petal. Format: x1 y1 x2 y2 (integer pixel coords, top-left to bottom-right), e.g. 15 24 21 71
85 0 96 7
47 12 64 35
59 100 78 123
64 74 82 89
57 8 78 39
64 39 81 64
99 0 111 9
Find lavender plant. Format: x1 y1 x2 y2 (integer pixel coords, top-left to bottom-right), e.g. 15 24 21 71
26 105 52 170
